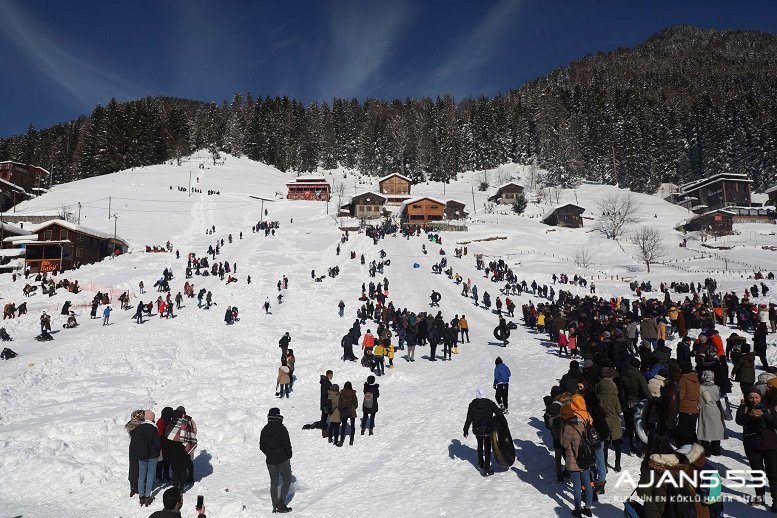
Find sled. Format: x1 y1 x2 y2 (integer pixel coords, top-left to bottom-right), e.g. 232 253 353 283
493 326 511 342
490 412 515 467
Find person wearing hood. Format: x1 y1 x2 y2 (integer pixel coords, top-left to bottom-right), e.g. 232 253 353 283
129 409 161 507
753 371 777 398
319 370 333 436
596 367 623 475
361 375 380 435
260 408 293 514
559 361 583 394
697 370 724 457
155 407 174 483
337 381 358 446
493 357 511 414
736 387 777 510
560 394 594 517
125 409 145 498
463 387 501 476
326 384 342 444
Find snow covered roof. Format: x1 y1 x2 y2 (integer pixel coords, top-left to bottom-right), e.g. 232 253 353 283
291 175 327 181
0 222 32 236
0 177 28 194
352 191 387 202
29 219 125 243
400 196 446 209
678 173 752 194
3 234 37 243
378 173 412 184
541 204 585 222
765 184 777 195
0 248 24 257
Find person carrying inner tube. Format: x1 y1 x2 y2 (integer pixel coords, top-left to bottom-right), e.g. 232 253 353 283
463 387 501 477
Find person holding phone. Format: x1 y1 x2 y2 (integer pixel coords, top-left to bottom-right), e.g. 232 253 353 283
147 486 206 518
735 388 777 510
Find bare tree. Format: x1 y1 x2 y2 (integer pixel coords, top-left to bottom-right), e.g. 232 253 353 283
527 160 540 192
552 185 562 204
594 193 641 240
574 248 594 269
331 177 347 210
631 227 664 273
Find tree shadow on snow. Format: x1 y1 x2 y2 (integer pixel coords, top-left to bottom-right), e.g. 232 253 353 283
193 449 214 480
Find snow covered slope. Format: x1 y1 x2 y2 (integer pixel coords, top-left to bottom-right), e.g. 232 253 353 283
0 153 775 517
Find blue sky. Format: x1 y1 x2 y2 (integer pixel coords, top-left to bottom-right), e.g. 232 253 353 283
1 0 776 137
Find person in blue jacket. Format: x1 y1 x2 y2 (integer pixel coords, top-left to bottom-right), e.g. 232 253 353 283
494 357 511 414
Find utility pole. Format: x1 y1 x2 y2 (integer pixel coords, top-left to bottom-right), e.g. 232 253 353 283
77 202 81 224
108 196 111 220
471 186 477 215
112 214 119 251
189 170 192 197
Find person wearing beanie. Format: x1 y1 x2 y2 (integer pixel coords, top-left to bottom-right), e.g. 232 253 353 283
361 375 380 435
463 387 501 476
560 361 582 394
260 408 293 513
736 388 777 510
493 357 511 414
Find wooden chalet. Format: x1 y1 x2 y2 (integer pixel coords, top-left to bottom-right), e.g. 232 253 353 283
0 161 49 194
349 192 387 219
488 182 524 204
542 204 585 228
445 200 468 220
400 196 446 227
378 173 413 205
681 209 735 236
286 176 331 201
11 220 128 273
766 184 777 206
675 173 752 211
0 221 32 249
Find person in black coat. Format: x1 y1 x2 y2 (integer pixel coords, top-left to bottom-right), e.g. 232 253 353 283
260 408 293 514
559 361 582 394
361 375 380 435
463 387 501 476
320 370 333 434
129 410 161 507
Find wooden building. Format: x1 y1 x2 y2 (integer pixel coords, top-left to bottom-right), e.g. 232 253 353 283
681 209 735 236
17 220 128 273
286 177 331 201
400 197 446 227
488 182 524 204
0 161 50 194
378 173 412 205
0 221 32 249
675 173 752 211
542 204 585 228
349 192 386 219
445 200 468 220
766 184 777 206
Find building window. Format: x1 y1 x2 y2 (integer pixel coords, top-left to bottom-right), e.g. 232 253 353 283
76 247 83 258
61 230 68 241
44 230 52 241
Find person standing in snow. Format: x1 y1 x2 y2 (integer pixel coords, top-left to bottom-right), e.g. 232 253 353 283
463 387 501 476
260 408 293 514
125 409 145 498
264 297 271 314
361 375 380 435
130 410 161 507
338 300 345 317
277 361 291 398
493 357 511 414
103 305 112 326
279 332 291 363
337 381 358 446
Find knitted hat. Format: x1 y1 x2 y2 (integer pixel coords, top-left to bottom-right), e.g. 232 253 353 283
367 375 375 384
268 407 283 421
495 357 503 365
700 370 715 385
476 387 487 399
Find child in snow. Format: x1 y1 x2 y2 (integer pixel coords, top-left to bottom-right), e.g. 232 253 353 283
558 330 569 357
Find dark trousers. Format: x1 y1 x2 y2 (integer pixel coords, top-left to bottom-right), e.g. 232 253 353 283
343 344 357 361
476 435 492 471
741 382 754 396
156 455 170 481
699 440 722 457
604 438 622 469
266 460 292 510
340 417 356 443
443 342 452 359
361 412 375 431
460 329 469 342
129 453 138 491
745 447 777 501
495 384 509 409
429 342 437 360
624 406 638 452
327 421 340 440
675 412 698 446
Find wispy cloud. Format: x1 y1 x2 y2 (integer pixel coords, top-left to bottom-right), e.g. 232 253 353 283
421 0 523 96
318 1 416 98
0 3 142 109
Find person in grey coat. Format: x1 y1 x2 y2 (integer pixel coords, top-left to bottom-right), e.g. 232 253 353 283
697 370 724 457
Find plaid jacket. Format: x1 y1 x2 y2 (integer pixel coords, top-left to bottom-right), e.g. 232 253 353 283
165 416 198 454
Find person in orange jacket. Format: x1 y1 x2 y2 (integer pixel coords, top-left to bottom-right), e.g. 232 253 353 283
362 330 375 352
709 330 725 358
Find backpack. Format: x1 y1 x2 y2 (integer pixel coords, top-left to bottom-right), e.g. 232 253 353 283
363 391 375 410
0 347 17 360
574 422 600 470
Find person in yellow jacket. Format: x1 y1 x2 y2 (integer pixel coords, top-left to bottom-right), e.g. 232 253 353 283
537 312 546 333
458 316 470 344
385 342 395 368
373 341 386 376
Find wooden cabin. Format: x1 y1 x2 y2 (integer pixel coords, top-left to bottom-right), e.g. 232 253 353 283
401 197 446 227
19 220 128 273
0 221 32 249
488 182 524 204
350 192 386 219
286 177 331 201
682 209 734 236
0 161 49 194
378 173 412 205
542 204 585 228
676 173 752 211
766 184 777 206
445 200 468 220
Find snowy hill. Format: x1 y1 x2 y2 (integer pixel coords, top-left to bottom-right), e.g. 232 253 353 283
1 153 776 517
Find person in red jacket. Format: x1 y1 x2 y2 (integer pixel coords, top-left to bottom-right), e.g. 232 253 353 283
709 330 725 359
155 407 174 483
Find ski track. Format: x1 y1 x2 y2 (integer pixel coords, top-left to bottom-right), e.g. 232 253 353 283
0 155 775 517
